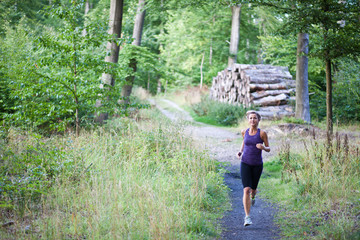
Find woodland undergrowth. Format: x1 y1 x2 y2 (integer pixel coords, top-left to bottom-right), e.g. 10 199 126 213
0 108 229 239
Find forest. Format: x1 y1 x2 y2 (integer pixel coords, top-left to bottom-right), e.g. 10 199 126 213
0 0 359 239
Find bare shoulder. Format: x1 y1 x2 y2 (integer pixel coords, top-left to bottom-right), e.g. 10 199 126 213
241 129 246 137
260 129 268 138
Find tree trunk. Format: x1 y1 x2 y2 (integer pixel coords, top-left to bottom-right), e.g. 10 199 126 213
132 0 146 46
121 0 146 105
200 52 204 89
103 0 123 86
228 5 241 68
157 80 161 94
295 32 311 123
326 58 333 135
147 72 150 90
82 0 90 36
96 0 123 123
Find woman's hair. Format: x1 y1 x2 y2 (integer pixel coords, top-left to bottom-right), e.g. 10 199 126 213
246 110 261 121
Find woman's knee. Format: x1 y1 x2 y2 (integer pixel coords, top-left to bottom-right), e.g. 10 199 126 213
243 187 251 195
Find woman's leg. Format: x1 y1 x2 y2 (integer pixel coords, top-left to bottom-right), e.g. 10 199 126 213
243 187 251 216
250 189 257 199
241 162 252 216
250 164 263 195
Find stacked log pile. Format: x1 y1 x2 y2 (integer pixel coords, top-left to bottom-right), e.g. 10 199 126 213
210 64 296 119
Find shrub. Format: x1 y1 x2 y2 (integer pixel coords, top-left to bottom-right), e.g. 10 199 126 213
191 95 247 126
0 128 86 218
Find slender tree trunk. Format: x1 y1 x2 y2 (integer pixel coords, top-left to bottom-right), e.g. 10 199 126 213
121 0 146 105
73 19 80 136
96 0 123 123
200 52 204 89
157 80 161 94
326 57 333 135
210 16 215 65
295 32 311 123
147 72 150 90
228 5 241 68
209 41 213 65
82 0 90 36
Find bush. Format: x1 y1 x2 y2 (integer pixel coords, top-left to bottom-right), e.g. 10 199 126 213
0 128 86 218
191 95 247 126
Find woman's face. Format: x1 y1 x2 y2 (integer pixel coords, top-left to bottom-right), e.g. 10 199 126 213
248 113 259 127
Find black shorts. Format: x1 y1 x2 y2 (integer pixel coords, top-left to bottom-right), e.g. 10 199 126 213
241 162 263 190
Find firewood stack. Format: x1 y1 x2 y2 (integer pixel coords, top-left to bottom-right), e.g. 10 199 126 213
210 64 296 119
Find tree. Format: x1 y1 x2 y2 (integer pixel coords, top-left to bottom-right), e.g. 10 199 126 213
0 0 48 35
121 0 146 104
96 0 124 122
228 4 241 67
3 1 108 135
295 32 310 122
253 0 360 134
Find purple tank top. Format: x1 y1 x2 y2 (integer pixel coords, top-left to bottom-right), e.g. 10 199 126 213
241 128 263 166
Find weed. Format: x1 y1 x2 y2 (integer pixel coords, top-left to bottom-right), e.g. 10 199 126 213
261 131 360 239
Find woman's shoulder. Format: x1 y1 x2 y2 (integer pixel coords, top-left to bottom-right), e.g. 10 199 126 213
260 129 268 138
241 128 248 137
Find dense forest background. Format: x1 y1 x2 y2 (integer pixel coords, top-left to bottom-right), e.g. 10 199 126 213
1 0 359 134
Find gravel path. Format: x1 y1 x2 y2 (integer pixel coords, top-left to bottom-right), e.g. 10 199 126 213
151 99 280 240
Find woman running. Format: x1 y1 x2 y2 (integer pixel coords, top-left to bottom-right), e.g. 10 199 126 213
237 110 270 226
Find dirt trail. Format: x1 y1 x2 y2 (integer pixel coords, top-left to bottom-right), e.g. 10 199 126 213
151 99 280 240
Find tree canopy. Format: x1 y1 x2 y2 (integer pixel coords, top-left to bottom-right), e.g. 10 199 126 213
1 0 359 134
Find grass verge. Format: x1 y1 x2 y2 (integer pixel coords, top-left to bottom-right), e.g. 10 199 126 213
260 134 360 239
0 108 230 239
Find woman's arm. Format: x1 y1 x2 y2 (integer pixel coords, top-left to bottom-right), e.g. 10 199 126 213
257 130 270 152
237 130 246 158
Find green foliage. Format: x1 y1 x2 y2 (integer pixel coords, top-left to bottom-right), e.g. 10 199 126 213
0 51 13 119
158 6 230 87
191 95 247 126
119 44 167 89
2 1 116 133
0 0 48 35
333 58 360 122
281 117 307 125
0 128 86 217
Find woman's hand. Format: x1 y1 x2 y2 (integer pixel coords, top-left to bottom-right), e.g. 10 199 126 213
256 143 265 150
237 151 242 158
256 143 270 152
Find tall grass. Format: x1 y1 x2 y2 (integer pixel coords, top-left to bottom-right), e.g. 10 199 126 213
261 132 360 239
1 109 229 239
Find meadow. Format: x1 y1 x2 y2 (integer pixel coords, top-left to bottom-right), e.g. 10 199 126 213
0 108 229 239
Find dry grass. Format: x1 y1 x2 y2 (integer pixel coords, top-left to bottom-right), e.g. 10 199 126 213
164 86 209 107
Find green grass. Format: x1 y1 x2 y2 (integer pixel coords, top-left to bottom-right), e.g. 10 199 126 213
191 115 223 127
260 136 360 239
0 109 230 239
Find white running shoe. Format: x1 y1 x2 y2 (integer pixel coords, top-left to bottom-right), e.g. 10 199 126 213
244 216 252 226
